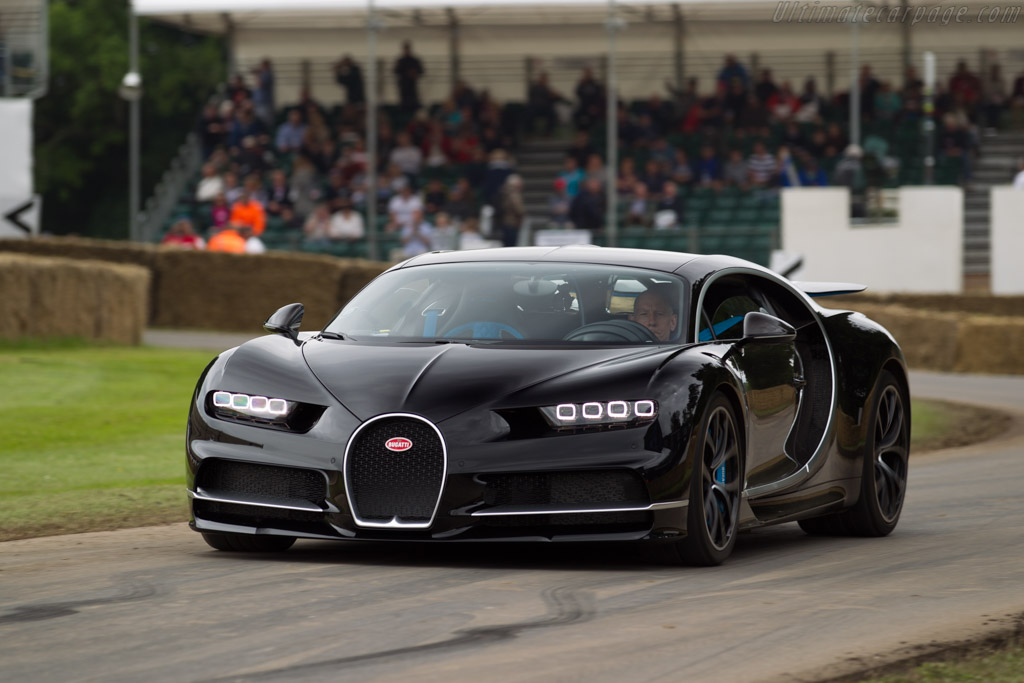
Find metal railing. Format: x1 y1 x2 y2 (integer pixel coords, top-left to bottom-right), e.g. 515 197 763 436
138 132 203 243
0 0 48 99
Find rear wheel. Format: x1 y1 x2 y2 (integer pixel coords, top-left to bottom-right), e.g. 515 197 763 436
201 532 296 552
799 369 909 537
674 394 744 566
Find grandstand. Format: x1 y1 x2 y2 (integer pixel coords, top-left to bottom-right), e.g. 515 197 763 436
136 0 1024 278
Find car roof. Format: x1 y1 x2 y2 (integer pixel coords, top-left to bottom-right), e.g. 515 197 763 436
392 246 701 274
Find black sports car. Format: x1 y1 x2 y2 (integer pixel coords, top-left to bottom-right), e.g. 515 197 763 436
186 246 910 565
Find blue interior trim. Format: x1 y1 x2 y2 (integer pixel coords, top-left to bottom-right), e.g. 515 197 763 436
698 315 745 342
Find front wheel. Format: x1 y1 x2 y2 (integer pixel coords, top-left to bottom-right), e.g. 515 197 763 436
673 393 744 566
201 532 296 552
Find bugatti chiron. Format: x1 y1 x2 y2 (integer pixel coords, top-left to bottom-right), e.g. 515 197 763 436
186 246 910 565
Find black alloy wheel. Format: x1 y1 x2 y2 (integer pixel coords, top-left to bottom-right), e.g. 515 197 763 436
799 369 909 537
675 393 743 565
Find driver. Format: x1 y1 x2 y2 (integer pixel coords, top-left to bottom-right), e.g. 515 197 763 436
629 288 678 342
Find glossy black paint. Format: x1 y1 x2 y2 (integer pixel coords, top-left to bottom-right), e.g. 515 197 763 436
186 247 908 549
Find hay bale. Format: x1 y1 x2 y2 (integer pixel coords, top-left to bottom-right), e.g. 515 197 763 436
0 236 390 329
0 236 158 269
0 254 149 344
841 303 962 372
152 250 348 331
337 259 390 307
827 292 1024 317
955 316 1024 374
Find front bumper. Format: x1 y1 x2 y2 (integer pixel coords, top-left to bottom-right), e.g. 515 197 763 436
187 404 694 543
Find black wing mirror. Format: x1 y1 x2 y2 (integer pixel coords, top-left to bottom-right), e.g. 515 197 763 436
264 303 304 342
742 311 796 343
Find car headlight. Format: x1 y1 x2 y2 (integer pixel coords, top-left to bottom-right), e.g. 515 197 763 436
206 391 324 432
212 391 296 418
539 400 658 430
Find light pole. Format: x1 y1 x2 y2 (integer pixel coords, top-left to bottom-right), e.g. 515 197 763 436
366 0 380 261
605 0 624 247
120 3 142 242
923 51 936 185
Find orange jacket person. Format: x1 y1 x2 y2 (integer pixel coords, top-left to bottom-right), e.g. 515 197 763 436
229 190 267 236
207 226 247 253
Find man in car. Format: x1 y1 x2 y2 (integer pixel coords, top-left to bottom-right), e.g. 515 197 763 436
629 288 678 342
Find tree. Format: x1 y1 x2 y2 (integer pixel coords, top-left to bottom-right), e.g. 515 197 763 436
34 0 224 238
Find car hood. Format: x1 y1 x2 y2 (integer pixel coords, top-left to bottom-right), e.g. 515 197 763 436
301 339 678 422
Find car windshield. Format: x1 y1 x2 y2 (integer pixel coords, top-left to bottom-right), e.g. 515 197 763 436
324 262 689 345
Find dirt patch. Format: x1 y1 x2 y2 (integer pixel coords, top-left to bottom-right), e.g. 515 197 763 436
913 400 1015 454
820 614 1024 682
0 505 187 544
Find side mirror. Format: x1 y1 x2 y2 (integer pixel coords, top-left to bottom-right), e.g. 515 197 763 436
264 303 304 342
742 311 796 343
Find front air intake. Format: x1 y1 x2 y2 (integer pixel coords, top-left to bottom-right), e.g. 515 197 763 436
344 414 447 529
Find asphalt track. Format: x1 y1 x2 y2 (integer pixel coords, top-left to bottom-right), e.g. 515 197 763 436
2 334 1023 682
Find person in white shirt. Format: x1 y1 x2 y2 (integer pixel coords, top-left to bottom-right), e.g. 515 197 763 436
389 131 424 178
458 217 491 250
195 163 225 203
238 225 266 254
328 201 366 241
401 209 434 257
387 183 424 230
1013 158 1024 189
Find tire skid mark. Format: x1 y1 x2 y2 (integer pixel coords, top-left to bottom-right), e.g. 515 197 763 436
0 580 157 624
202 584 596 681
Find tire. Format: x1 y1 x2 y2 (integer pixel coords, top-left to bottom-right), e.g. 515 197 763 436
201 532 296 552
799 369 909 537
674 393 744 566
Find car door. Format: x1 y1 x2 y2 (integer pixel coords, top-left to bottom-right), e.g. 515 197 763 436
700 277 803 487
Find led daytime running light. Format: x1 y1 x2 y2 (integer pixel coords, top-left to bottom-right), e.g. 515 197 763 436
541 399 658 428
212 391 291 416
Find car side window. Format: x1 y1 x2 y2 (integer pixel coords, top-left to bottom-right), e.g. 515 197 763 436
708 295 761 340
699 275 770 342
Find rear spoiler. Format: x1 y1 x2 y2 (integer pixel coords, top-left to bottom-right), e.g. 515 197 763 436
792 281 867 298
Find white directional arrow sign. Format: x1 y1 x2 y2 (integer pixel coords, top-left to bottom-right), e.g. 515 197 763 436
0 196 41 238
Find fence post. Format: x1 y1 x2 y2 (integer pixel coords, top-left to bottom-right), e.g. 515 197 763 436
825 50 835 100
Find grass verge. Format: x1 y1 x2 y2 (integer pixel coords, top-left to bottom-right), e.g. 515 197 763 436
0 344 215 541
858 632 1024 682
0 343 1015 542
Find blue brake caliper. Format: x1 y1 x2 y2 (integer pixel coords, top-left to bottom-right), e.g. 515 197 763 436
715 464 727 515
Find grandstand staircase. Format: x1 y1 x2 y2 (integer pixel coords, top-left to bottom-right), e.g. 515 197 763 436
516 138 568 230
963 130 1024 279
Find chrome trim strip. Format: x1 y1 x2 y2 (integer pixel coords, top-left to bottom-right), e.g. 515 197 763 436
342 412 448 530
470 500 686 517
691 265 839 500
188 488 326 513
192 517 341 541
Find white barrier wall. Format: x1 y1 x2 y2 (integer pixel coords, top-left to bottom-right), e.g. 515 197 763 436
991 187 1024 295
781 187 963 293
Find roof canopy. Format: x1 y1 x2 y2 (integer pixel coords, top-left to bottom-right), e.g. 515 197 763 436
135 0 782 31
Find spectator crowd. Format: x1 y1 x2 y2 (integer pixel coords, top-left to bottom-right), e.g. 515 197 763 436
164 48 1024 255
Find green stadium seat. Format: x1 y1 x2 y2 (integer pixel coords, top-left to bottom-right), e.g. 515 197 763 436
756 209 780 227
645 234 671 251
698 228 729 254
711 193 740 209
686 197 713 216
666 232 693 252
704 208 733 227
732 208 759 226
736 194 761 210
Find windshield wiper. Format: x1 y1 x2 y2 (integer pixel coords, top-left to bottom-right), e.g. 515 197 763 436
319 331 346 340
